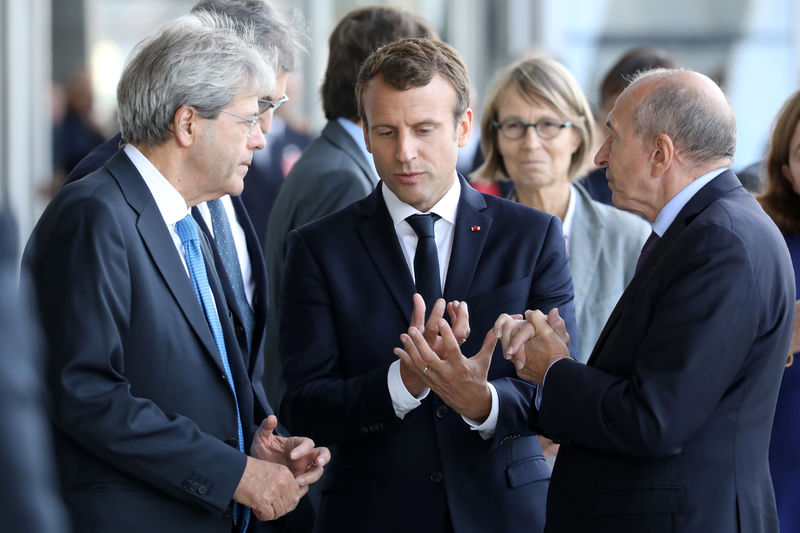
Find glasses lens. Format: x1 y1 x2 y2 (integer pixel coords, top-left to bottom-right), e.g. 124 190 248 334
499 119 526 139
258 95 289 114
537 119 562 139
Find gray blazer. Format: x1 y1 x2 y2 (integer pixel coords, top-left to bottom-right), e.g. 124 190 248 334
263 119 380 408
568 183 650 363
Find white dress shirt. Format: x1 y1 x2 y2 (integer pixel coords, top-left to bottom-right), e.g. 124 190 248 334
381 176 500 439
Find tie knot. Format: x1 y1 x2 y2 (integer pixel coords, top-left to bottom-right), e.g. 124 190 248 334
175 214 199 244
406 213 440 239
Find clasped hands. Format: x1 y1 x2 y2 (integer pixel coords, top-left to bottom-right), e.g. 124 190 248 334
233 415 330 521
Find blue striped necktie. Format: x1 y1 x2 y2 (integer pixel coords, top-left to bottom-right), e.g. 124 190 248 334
175 214 250 532
207 198 255 354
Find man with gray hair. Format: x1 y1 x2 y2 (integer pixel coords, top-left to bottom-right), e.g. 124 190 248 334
25 14 327 533
491 69 795 531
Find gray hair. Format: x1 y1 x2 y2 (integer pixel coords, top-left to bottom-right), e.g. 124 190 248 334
191 0 309 73
117 12 274 147
629 68 736 164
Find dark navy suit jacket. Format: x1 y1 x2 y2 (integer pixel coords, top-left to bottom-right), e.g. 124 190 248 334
67 134 271 421
532 171 795 532
25 151 256 533
279 176 578 533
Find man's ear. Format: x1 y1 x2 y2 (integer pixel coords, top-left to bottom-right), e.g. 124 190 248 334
650 133 674 177
456 108 473 148
173 106 198 148
362 121 372 154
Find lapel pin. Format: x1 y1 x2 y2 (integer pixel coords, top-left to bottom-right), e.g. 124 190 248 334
470 225 481 232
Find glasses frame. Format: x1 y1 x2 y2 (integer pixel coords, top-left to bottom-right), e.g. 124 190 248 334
492 117 573 140
219 109 261 136
258 94 289 114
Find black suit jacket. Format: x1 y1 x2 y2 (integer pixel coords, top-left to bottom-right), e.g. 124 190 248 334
25 151 258 532
533 171 795 532
67 134 271 422
279 176 579 533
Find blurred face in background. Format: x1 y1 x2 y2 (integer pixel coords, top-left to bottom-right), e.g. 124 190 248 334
782 118 800 195
495 86 580 192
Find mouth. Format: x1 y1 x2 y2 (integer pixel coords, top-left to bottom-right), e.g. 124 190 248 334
394 172 424 184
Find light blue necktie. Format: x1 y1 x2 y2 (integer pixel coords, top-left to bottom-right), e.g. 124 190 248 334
175 214 250 532
207 199 255 354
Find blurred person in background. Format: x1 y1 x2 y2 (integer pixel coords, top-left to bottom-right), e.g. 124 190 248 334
579 47 679 205
473 57 650 365
758 89 800 533
0 210 68 533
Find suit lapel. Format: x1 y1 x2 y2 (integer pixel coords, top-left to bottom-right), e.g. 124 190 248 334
587 169 743 365
106 151 228 377
443 177 491 301
357 184 416 319
567 186 603 316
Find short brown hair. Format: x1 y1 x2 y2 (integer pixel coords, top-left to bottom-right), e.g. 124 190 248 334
759 90 800 235
322 7 436 122
355 37 470 128
473 57 594 182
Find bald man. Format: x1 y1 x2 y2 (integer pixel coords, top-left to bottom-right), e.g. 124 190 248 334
490 69 795 532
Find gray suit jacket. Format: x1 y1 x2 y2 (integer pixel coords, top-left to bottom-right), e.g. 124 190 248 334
263 119 379 408
568 183 650 363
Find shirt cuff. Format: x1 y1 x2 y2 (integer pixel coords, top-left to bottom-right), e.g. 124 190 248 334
461 382 499 440
388 359 430 419
534 358 565 410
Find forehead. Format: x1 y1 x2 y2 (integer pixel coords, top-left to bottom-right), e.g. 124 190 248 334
498 85 561 115
363 74 456 122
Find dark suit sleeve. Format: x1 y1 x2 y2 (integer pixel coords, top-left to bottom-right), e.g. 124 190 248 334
536 223 761 457
493 215 579 442
27 197 245 513
278 230 400 444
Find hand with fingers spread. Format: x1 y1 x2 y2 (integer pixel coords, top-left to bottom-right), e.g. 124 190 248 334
250 415 330 486
400 294 471 396
516 310 571 384
395 319 496 422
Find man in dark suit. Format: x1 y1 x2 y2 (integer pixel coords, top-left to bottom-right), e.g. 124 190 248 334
24 15 327 533
278 38 578 533
495 69 795 532
0 211 68 533
262 6 436 409
67 2 308 417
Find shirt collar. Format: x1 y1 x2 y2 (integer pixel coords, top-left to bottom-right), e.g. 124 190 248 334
336 117 375 171
381 175 461 228
652 167 727 237
124 144 190 226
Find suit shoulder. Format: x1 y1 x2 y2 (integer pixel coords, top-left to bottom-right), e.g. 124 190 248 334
480 192 557 225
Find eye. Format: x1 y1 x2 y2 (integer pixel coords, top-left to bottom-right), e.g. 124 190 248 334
501 119 524 134
417 126 434 135
537 119 561 136
376 129 394 138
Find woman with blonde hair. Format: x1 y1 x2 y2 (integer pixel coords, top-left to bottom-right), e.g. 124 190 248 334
758 89 800 532
472 57 650 364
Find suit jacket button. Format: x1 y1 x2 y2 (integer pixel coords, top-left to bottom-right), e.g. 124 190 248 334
224 437 238 448
197 485 209 495
435 405 449 419
430 471 444 483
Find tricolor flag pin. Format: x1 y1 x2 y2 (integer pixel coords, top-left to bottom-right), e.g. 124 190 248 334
470 225 481 232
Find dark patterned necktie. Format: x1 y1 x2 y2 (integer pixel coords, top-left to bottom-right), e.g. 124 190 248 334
635 231 661 274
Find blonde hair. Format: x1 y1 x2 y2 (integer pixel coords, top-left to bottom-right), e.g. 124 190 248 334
473 57 594 182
